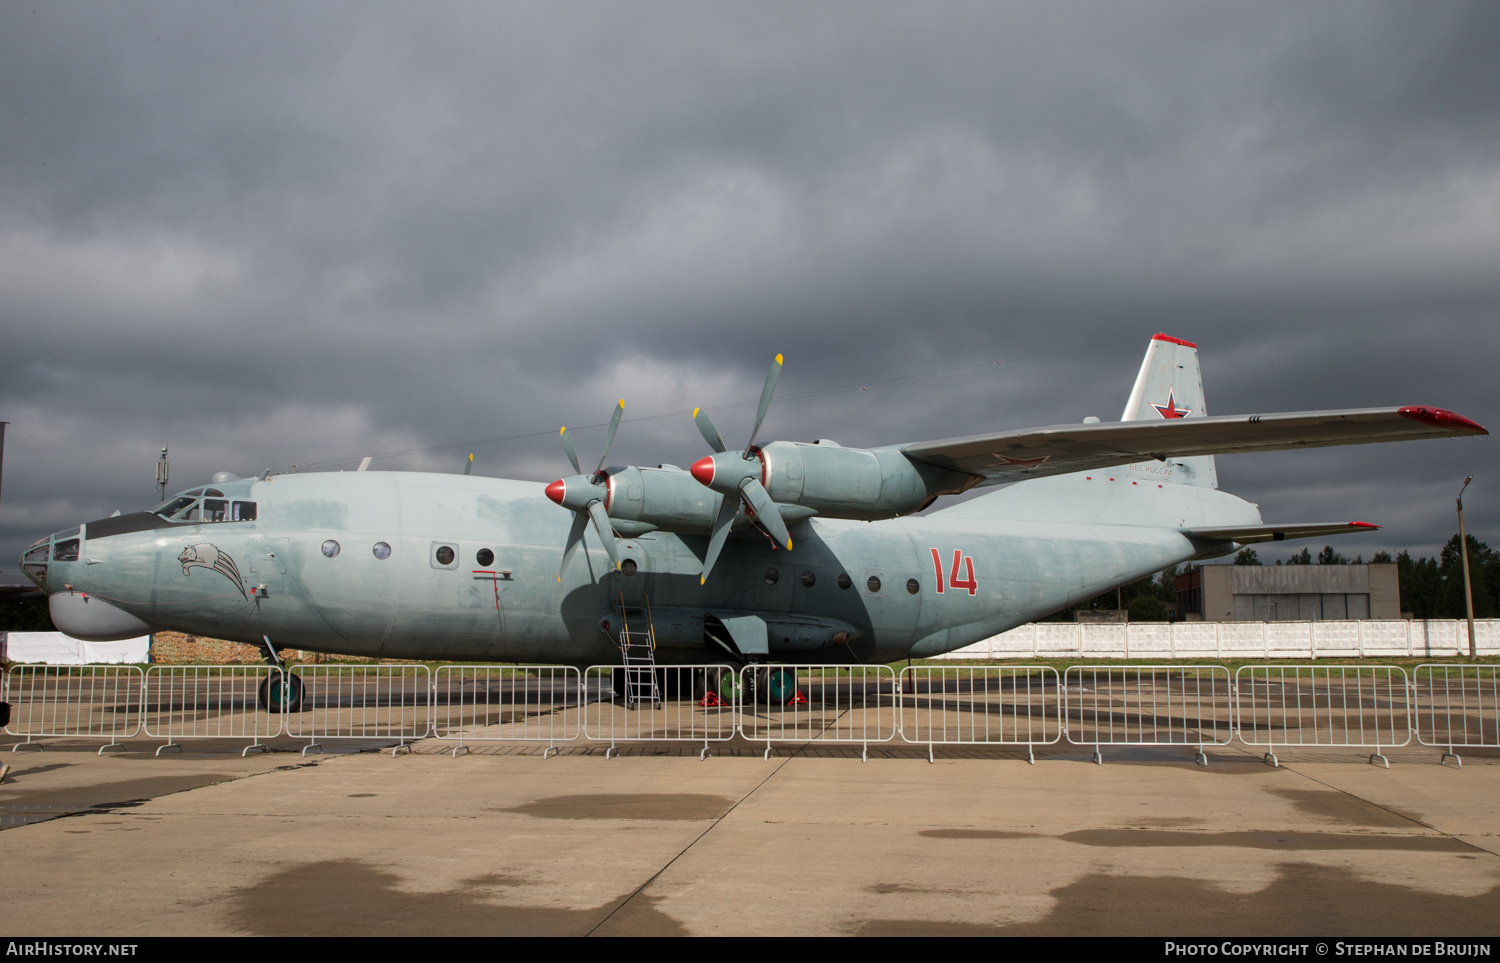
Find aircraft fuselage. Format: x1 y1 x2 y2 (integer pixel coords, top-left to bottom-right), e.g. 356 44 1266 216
24 468 1254 665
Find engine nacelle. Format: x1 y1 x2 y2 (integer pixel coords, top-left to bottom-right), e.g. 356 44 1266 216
601 465 720 536
757 440 976 520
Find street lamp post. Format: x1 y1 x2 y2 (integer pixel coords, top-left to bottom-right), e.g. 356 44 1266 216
1457 476 1476 659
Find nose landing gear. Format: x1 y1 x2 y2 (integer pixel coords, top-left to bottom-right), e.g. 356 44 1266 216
257 672 303 713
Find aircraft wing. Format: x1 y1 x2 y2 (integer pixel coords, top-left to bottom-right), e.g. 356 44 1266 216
900 406 1487 484
1183 521 1379 544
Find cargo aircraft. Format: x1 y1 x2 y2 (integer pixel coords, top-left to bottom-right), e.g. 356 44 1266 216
17 335 1487 706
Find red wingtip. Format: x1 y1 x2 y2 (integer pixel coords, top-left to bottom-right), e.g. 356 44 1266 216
1347 521 1379 530
1152 333 1198 348
1398 406 1488 435
544 479 566 506
690 456 716 487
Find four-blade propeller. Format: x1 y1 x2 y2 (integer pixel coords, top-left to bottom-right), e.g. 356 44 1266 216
544 400 625 580
690 354 792 583
542 355 797 586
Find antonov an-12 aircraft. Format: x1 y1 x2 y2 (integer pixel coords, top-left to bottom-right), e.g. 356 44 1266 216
19 335 1486 706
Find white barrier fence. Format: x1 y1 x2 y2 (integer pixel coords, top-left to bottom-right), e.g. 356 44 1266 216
897 666 1061 762
945 619 1500 660
737 665 896 760
432 665 581 757
3 660 1486 767
283 665 432 755
1413 664 1500 767
5 665 144 753
582 665 741 759
1063 666 1233 766
1234 665 1411 767
143 665 283 756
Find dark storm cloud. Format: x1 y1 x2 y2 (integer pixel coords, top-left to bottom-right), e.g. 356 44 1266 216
1 1 1496 569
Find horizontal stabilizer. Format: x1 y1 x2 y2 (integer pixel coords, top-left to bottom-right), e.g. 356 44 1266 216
1184 521 1379 545
902 406 1486 486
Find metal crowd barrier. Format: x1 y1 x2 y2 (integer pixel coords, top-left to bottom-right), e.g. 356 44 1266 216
1063 665 1232 766
432 665 581 758
897 665 1061 763
583 665 740 759
143 665 283 756
1413 664 1500 767
4 665 144 754
737 665 896 761
283 665 432 756
1235 665 1411 767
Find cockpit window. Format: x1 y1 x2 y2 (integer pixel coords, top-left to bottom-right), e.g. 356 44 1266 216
152 491 256 523
155 495 200 519
53 538 80 561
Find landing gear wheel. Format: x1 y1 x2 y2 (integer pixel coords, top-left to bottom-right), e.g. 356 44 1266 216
697 666 743 705
751 667 802 705
765 667 800 705
258 673 303 713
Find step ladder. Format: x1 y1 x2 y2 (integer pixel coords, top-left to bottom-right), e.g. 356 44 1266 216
611 592 661 710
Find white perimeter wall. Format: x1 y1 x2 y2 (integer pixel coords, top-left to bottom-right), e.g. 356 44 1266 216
1 632 150 665
936 620 1500 660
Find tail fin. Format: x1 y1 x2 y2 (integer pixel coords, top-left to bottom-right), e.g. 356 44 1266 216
1120 334 1218 489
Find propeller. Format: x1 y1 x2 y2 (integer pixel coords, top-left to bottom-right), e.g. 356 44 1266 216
545 400 625 580
690 355 792 584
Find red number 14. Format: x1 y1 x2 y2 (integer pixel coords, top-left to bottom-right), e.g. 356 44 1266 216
930 548 977 596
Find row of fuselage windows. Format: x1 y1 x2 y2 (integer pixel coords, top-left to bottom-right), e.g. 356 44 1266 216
315 541 496 568
762 568 921 595
311 545 917 592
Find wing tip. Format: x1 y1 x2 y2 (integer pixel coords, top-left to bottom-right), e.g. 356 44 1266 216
1398 406 1488 435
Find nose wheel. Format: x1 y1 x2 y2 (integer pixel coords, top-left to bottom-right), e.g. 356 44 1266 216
258 673 303 713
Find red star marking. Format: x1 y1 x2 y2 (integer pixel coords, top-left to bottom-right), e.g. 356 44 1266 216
1151 390 1191 419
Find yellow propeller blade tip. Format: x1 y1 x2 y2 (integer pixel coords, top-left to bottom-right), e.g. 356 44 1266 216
617 399 625 407
775 353 783 365
786 539 793 550
692 407 700 417
700 576 707 585
559 426 566 435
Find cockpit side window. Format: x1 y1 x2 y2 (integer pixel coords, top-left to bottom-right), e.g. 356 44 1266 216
155 495 200 519
153 489 255 523
53 538 80 561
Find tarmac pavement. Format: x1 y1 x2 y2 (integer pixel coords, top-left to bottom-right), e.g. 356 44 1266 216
1 737 1498 936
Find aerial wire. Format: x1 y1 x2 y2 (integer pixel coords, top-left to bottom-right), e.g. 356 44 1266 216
287 338 1141 472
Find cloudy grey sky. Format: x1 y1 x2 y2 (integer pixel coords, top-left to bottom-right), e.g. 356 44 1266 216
2 1 1496 570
